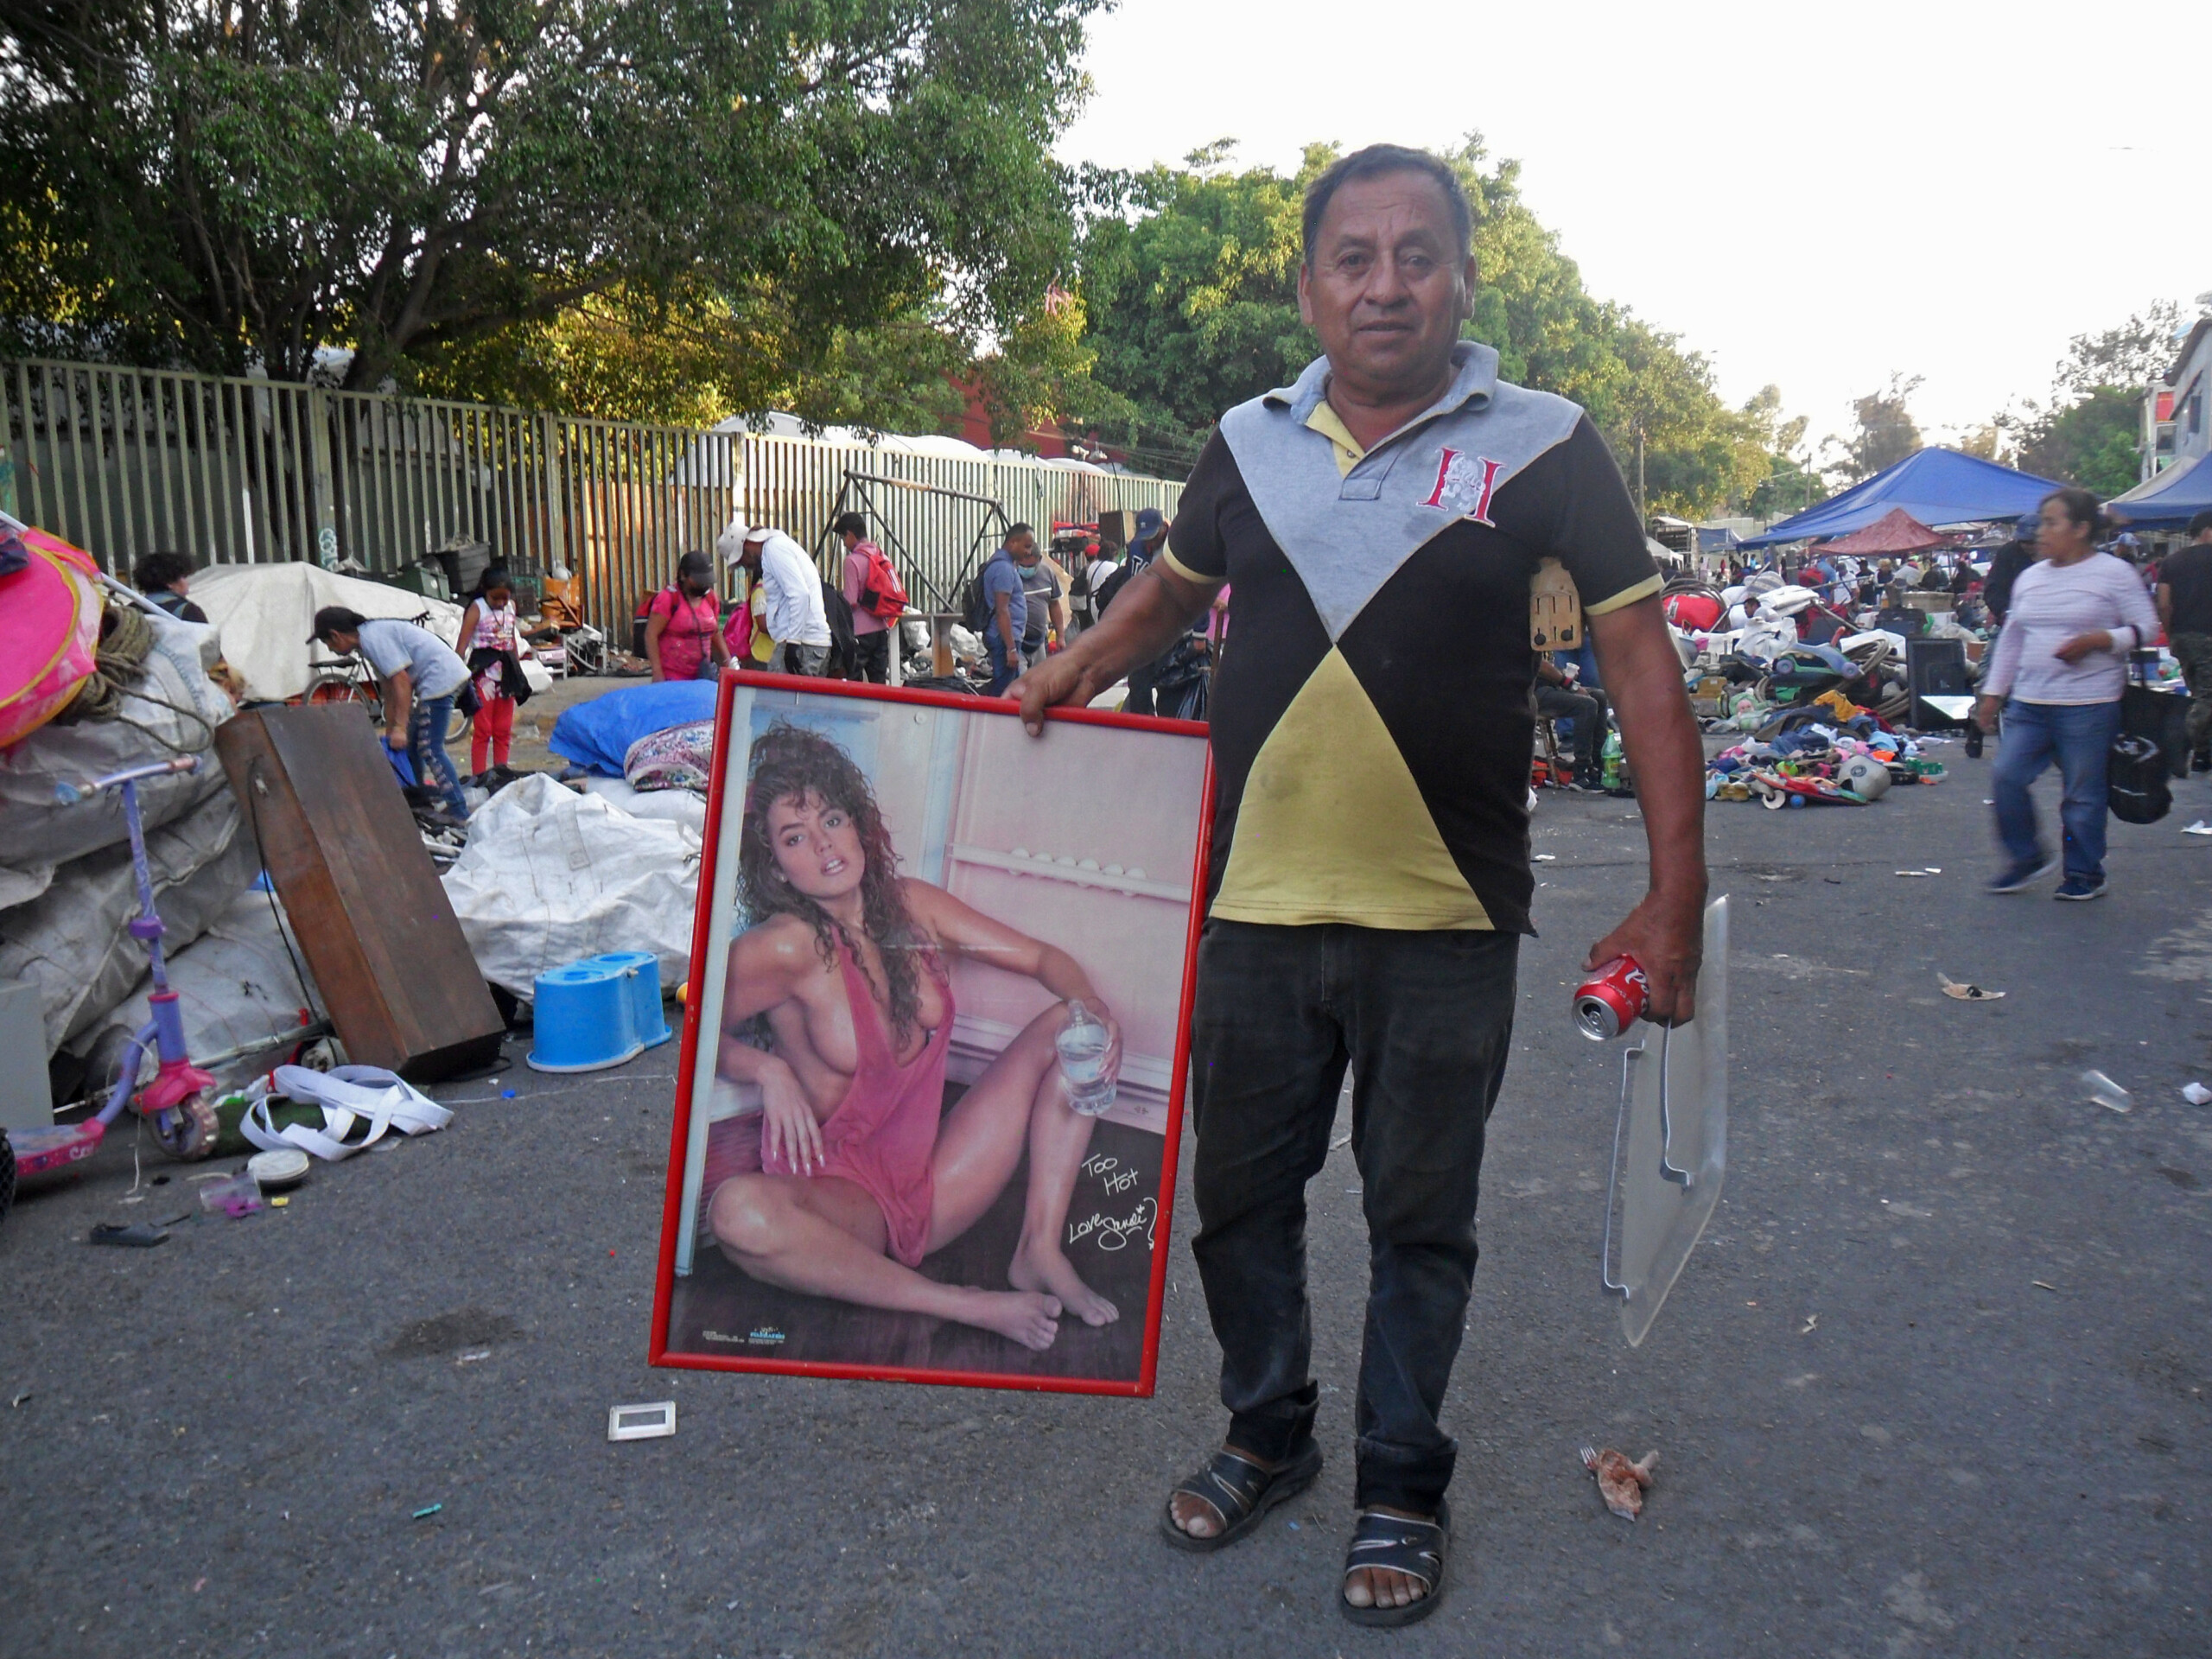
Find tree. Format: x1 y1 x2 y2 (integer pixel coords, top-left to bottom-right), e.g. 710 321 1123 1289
0 0 1100 398
1075 135 1801 514
2052 301 2184 400
1827 374 1923 485
2016 386 2143 497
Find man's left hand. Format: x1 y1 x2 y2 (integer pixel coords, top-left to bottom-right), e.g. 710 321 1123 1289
385 728 408 753
1586 887 1705 1027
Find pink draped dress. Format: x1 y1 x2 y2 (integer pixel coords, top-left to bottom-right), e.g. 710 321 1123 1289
752 938 954 1268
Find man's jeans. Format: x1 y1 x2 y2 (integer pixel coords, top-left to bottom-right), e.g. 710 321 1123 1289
408 695 468 818
2171 632 2212 761
851 629 890 683
779 642 829 677
1535 684 1607 772
1188 920 1518 1516
1993 698 2120 881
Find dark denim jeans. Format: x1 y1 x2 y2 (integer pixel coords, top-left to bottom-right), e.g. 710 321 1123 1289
1992 698 2120 881
1187 920 1519 1516
408 694 468 817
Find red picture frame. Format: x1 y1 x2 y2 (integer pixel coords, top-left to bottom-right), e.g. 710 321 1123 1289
648 669 1214 1395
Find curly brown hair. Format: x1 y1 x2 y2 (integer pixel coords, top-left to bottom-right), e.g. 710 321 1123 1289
735 721 930 1048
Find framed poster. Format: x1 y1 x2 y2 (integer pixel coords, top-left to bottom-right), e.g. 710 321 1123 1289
650 672 1212 1395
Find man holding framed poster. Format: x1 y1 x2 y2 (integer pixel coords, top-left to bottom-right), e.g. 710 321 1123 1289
1014 144 1707 1625
652 675 1212 1395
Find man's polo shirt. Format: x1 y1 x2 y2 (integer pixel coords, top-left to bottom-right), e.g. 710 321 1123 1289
1165 343 1658 934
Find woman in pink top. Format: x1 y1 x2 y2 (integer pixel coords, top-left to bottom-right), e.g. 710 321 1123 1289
709 723 1122 1350
645 550 733 682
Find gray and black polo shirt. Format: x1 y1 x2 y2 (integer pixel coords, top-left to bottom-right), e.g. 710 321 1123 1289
1165 342 1659 934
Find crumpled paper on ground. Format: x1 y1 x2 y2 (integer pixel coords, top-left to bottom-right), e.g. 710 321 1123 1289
1581 1446 1660 1519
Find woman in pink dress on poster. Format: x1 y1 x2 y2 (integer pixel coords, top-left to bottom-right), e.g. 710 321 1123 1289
709 722 1122 1351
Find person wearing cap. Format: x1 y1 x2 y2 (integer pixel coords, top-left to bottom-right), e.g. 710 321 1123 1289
733 524 831 676
1120 507 1173 714
308 607 472 820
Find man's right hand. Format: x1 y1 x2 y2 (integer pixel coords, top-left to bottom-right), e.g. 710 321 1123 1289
1011 649 1116 734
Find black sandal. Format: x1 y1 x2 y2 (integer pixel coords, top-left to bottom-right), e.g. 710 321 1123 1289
1158 1441 1323 1554
1339 1498 1451 1628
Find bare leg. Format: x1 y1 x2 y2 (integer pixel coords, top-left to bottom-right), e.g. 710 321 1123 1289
709 1172 1061 1351
1007 1067 1117 1326
925 1006 1117 1325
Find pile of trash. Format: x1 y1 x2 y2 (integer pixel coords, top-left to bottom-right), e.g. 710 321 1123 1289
1708 721 1947 808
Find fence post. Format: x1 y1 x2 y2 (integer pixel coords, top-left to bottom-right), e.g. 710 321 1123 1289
540 413 566 575
307 386 340 568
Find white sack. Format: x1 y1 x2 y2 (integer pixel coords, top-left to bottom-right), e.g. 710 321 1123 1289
0 592 236 874
0 786 258 1052
576 774 709 835
75 889 323 1075
189 565 464 702
440 772 698 997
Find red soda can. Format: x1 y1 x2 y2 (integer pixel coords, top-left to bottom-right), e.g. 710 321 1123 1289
1573 956 1649 1040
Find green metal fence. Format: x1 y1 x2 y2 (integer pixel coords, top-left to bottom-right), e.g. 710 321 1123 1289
1 356 1181 636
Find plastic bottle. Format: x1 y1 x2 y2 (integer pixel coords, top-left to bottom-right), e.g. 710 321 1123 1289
1054 1001 1116 1116
1600 731 1624 791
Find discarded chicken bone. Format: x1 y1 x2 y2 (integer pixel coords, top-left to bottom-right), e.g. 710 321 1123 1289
1580 1446 1660 1520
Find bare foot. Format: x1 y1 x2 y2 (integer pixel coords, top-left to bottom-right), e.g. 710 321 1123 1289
1342 1507 1433 1611
1168 1444 1269 1539
1009 1238 1119 1327
957 1287 1063 1351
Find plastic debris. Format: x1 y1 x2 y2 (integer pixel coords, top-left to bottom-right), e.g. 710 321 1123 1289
196 1173 264 1218
2184 822 2212 836
2082 1071 2133 1114
1939 976 2004 1001
1893 867 1941 877
89 1223 168 1248
2031 1281 2057 1293
2183 1084 2212 1107
411 1503 442 1520
1580 1446 1659 1519
607 1401 677 1441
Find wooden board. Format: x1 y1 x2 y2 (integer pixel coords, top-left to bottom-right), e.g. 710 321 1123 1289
216 705 504 1081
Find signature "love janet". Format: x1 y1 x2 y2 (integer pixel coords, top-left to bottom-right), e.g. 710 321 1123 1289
1065 1197 1157 1253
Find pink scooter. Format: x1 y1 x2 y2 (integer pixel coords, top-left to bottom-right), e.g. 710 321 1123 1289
11 755 219 1185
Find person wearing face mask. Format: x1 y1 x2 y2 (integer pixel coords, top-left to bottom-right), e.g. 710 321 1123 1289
1976 488 2160 900
645 550 733 683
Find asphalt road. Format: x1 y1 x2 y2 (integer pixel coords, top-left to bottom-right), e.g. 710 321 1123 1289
5 737 2210 1658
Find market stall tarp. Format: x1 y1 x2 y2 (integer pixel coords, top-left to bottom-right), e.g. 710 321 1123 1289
2108 452 2212 531
188 565 464 702
1740 448 2063 549
1807 507 1957 558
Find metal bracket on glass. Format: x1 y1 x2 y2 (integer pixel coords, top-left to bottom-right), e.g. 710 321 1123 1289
1599 1042 1641 1300
1656 1024 1694 1189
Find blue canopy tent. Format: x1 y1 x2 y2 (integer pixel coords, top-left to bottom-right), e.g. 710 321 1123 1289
1740 448 2063 549
2107 452 2212 531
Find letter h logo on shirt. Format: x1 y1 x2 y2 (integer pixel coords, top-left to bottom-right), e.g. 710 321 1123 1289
1422 448 1503 525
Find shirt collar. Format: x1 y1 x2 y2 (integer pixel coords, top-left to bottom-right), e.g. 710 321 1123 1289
1265 340 1500 441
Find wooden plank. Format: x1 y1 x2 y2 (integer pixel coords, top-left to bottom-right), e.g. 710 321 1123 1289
216 705 504 1081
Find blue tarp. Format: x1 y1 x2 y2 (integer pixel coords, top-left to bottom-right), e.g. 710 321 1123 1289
2108 453 2212 531
549 681 719 776
1740 448 2063 550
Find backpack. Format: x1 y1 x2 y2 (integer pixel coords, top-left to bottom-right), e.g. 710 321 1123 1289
1092 560 1135 618
2107 734 2171 825
962 565 993 635
854 541 907 622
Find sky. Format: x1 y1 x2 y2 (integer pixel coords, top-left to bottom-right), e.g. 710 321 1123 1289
1058 0 2212 458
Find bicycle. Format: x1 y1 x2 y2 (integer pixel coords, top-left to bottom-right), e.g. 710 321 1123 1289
10 755 220 1186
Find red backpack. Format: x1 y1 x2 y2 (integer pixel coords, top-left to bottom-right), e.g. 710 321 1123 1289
854 540 907 621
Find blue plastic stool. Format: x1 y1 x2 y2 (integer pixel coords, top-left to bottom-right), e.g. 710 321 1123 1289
589 951 673 1050
527 959 644 1073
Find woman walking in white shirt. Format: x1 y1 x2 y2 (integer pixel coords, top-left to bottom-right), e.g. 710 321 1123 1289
1975 488 2160 900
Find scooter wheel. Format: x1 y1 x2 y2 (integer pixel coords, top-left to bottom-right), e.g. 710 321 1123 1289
1758 782 1787 810
152 1090 219 1161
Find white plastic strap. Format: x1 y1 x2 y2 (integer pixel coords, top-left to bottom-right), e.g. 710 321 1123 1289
244 1065 455 1161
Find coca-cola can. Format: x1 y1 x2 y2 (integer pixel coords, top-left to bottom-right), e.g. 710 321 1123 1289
1573 956 1649 1041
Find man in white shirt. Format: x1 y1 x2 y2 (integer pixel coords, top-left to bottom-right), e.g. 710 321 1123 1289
734 524 832 676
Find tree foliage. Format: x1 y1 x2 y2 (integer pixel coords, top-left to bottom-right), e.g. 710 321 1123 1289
1987 299 2184 495
1074 137 1791 515
1827 374 1923 485
0 0 1100 400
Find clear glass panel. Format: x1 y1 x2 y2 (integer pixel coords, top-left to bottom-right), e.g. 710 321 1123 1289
1603 895 1729 1348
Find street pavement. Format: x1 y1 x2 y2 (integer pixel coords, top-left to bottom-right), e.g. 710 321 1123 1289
5 735 2210 1658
